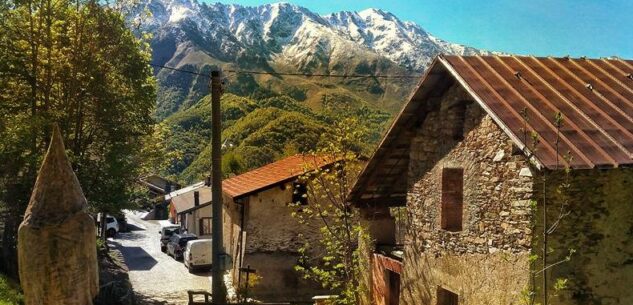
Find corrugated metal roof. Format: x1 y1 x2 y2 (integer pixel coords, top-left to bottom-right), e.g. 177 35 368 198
223 154 334 199
349 55 633 205
442 55 633 169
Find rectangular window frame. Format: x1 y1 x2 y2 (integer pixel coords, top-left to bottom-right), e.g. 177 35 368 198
199 217 212 235
441 167 464 232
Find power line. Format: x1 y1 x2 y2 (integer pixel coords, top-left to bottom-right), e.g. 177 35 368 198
149 63 421 79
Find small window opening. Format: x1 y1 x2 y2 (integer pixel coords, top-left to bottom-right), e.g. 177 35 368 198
441 168 463 232
199 217 212 235
437 287 459 305
292 182 308 206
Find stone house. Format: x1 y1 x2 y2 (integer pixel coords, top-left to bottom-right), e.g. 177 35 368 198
167 181 213 238
221 154 334 301
349 55 633 305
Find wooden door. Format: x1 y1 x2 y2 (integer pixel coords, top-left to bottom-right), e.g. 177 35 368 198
388 270 400 305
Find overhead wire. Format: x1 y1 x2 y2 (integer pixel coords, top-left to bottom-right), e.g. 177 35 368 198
149 63 421 80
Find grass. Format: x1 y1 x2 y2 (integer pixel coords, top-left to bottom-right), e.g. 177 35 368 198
0 273 22 305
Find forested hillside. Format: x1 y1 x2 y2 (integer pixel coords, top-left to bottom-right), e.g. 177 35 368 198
156 92 391 183
125 0 491 183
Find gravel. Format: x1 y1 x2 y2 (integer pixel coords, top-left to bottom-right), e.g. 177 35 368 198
110 211 212 305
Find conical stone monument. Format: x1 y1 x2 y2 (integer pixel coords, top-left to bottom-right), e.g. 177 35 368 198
18 125 98 305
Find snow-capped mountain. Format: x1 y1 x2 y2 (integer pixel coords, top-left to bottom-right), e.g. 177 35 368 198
137 0 486 72
325 8 483 71
129 0 490 117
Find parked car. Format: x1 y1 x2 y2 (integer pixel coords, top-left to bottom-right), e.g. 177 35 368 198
159 224 181 252
166 233 198 260
184 239 212 273
105 215 119 237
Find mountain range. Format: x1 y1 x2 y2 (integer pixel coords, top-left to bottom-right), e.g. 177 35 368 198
128 0 489 118
126 0 492 181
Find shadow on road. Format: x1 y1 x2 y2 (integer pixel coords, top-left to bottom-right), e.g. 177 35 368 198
120 246 158 271
110 241 159 271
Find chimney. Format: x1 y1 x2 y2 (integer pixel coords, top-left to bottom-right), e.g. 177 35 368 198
194 191 200 207
205 176 211 186
165 182 172 194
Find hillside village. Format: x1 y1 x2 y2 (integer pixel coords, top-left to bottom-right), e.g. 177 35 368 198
0 1 632 305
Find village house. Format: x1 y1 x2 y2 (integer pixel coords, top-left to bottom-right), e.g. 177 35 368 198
167 180 213 238
221 154 334 301
349 55 633 305
164 154 335 299
140 175 180 200
140 175 180 219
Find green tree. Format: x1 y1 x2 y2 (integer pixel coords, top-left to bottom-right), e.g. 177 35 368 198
290 117 370 305
0 0 155 276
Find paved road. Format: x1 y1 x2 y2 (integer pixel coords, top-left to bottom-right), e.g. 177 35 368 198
111 211 212 305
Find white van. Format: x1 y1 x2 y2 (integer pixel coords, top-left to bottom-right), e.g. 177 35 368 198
183 239 212 273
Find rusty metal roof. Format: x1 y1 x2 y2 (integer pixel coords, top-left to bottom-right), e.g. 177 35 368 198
349 55 633 205
223 154 334 199
443 55 633 169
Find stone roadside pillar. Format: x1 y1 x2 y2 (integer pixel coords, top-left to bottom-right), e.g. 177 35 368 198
18 125 98 305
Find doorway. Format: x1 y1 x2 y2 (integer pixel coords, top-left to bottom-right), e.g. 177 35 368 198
386 270 400 305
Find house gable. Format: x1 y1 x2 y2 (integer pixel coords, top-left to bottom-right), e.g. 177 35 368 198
350 55 633 206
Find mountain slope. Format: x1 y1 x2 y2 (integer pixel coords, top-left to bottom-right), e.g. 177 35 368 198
128 1 490 118
160 93 390 183
128 1 493 180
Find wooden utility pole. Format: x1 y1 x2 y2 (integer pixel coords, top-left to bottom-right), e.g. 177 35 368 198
210 70 227 303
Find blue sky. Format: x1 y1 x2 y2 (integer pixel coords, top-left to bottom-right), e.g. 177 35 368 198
208 0 633 59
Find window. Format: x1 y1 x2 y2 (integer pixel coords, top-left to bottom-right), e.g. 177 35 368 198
437 287 458 305
292 182 308 206
441 168 463 232
199 217 212 235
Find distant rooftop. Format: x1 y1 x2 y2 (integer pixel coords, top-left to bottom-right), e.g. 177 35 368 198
223 154 335 199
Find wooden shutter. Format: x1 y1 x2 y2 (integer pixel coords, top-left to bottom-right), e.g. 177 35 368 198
441 168 463 232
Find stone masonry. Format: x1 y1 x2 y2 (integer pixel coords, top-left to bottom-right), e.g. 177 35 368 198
400 84 535 304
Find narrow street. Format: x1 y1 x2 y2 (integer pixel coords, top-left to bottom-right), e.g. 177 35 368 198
110 211 212 305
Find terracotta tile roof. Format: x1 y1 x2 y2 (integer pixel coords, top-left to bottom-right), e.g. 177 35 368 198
349 55 633 205
223 154 334 199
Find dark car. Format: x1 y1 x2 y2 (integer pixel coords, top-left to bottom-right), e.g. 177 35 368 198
166 233 198 260
159 225 181 252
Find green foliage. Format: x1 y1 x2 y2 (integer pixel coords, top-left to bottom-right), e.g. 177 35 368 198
289 118 370 305
0 0 155 274
0 273 22 305
154 92 390 184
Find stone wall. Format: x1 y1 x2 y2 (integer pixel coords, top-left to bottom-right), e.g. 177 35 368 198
224 183 324 301
401 84 534 305
531 168 633 305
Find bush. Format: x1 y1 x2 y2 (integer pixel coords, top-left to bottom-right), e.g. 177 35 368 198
0 273 22 305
